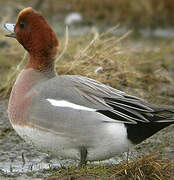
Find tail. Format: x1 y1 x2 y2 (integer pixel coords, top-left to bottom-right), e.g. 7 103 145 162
102 97 174 144
125 111 174 144
126 120 173 144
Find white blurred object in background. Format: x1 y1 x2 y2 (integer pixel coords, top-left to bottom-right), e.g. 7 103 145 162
65 12 83 25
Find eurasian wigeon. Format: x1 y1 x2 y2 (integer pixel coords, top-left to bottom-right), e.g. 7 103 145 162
4 7 174 167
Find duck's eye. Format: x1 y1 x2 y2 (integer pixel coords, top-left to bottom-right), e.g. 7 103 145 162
19 21 25 29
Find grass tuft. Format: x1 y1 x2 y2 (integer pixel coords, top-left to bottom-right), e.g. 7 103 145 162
44 154 174 180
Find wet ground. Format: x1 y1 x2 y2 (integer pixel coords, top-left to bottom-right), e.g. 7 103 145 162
0 98 174 179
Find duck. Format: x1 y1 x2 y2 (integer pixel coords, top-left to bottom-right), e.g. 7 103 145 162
4 7 174 167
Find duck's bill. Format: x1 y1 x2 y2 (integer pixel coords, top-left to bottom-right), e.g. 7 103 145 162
4 23 16 38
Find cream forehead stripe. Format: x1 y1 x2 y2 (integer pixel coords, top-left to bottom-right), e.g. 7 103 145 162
47 99 96 111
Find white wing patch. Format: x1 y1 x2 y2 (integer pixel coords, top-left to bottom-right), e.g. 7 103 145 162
47 99 96 112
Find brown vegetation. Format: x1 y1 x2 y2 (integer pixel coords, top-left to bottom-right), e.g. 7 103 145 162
45 154 174 180
1 0 174 28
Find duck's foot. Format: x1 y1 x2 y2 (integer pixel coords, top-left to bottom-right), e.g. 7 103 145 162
78 147 87 168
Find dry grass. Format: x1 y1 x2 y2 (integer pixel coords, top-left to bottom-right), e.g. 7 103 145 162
44 154 174 180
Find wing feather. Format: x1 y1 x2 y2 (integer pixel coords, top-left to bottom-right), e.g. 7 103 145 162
68 76 174 124
34 75 174 124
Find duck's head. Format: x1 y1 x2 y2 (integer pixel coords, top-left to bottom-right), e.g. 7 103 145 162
4 7 58 71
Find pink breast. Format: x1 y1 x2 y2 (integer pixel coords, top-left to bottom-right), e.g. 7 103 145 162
8 69 42 126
